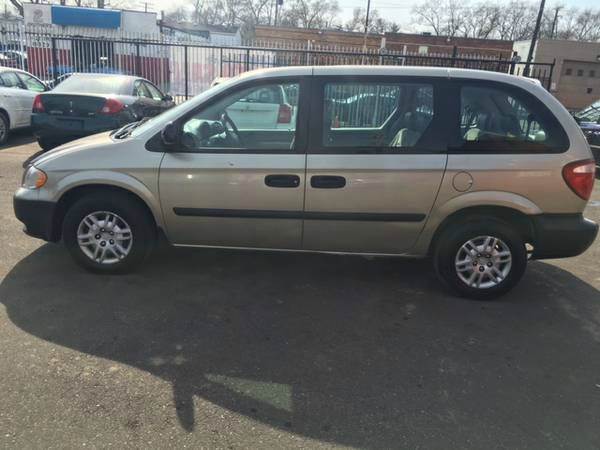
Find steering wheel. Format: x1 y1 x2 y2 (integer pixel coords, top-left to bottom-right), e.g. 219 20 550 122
220 112 243 147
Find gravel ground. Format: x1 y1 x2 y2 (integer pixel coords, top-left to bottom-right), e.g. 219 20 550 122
1 132 600 449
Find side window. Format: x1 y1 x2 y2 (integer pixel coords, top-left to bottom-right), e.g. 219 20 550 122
133 81 151 98
0 72 22 89
459 85 567 152
144 81 164 101
322 82 434 150
180 81 299 152
17 73 45 92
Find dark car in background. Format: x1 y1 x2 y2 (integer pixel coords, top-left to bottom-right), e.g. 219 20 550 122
31 73 175 151
574 99 600 169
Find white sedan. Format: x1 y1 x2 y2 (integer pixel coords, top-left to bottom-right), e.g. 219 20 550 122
0 67 48 144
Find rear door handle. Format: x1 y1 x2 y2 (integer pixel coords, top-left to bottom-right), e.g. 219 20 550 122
265 174 300 188
311 175 346 189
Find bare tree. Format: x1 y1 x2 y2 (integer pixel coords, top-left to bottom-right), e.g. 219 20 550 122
280 0 340 29
343 7 399 33
413 0 465 37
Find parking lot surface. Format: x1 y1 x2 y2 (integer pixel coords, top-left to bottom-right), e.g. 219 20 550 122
1 134 600 449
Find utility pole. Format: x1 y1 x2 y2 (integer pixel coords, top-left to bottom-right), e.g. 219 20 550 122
361 0 372 61
524 0 546 77
550 6 562 39
274 0 282 27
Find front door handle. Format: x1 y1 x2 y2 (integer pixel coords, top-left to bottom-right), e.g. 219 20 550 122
265 174 300 188
311 175 346 189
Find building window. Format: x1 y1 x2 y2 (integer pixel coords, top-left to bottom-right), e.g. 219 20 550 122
565 68 572 75
587 88 594 94
418 46 428 55
577 69 584 76
591 70 596 78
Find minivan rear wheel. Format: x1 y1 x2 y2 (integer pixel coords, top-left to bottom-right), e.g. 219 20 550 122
62 193 155 273
434 218 527 300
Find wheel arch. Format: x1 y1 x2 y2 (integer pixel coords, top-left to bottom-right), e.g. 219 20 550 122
0 107 10 127
51 184 160 242
427 205 536 256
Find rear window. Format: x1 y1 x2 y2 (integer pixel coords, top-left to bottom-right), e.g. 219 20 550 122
53 75 128 95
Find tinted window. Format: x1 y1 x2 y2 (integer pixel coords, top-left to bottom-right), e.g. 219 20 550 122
17 73 45 92
53 75 128 94
180 82 299 152
144 82 164 101
0 72 21 88
459 85 567 152
322 82 434 149
576 100 600 123
134 80 150 98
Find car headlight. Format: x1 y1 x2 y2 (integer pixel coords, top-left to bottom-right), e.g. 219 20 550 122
21 166 47 189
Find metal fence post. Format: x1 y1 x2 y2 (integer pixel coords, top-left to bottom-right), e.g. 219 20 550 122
51 37 58 80
219 47 223 77
184 45 189 100
451 45 458 67
245 48 250 72
135 42 140 76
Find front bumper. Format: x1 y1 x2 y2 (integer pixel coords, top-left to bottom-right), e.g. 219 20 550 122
531 214 598 259
13 196 59 242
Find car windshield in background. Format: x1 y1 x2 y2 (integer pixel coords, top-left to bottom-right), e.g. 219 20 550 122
576 100 600 123
52 75 128 95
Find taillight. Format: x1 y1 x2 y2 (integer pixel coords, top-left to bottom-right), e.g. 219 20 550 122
32 94 44 113
562 159 596 200
99 98 125 115
277 103 292 124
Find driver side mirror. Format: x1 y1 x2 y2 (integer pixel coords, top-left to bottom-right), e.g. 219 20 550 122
161 121 178 146
163 94 173 102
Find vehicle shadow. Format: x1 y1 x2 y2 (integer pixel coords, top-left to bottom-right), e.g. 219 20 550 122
0 128 37 150
1 244 600 447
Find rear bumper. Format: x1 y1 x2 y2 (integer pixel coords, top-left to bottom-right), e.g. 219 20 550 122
13 196 59 242
31 113 127 141
531 213 598 259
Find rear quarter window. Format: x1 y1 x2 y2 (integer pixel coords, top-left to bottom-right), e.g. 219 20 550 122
456 82 569 153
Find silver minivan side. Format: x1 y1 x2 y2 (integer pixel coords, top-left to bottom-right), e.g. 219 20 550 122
14 66 598 299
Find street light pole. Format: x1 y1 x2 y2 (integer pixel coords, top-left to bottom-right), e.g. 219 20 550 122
524 0 546 77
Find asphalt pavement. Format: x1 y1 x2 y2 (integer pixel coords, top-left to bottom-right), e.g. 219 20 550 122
1 132 600 449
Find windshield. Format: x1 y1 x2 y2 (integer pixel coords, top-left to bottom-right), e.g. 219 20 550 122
129 77 238 138
575 100 600 123
52 75 128 95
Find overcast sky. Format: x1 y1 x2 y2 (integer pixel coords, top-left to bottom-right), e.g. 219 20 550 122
154 0 600 29
4 0 600 30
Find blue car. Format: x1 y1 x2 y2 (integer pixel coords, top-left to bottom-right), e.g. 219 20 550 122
574 100 600 170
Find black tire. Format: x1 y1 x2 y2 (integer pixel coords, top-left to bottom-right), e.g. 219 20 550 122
0 112 9 146
433 218 528 300
37 137 59 152
62 193 156 274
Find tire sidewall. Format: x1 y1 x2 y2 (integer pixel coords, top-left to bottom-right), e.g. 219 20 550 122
62 194 154 273
434 219 527 300
0 112 9 145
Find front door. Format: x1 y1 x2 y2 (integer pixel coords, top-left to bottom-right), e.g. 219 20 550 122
159 78 307 249
303 75 449 254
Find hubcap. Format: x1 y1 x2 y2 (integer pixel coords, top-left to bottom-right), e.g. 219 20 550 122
455 235 512 289
77 211 133 265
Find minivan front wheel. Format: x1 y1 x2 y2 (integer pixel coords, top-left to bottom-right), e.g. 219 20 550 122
62 193 155 273
434 219 527 300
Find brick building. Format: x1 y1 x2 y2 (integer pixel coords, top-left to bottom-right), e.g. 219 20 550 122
514 39 600 110
253 26 514 59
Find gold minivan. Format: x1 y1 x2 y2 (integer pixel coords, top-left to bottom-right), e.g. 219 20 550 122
14 66 598 299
